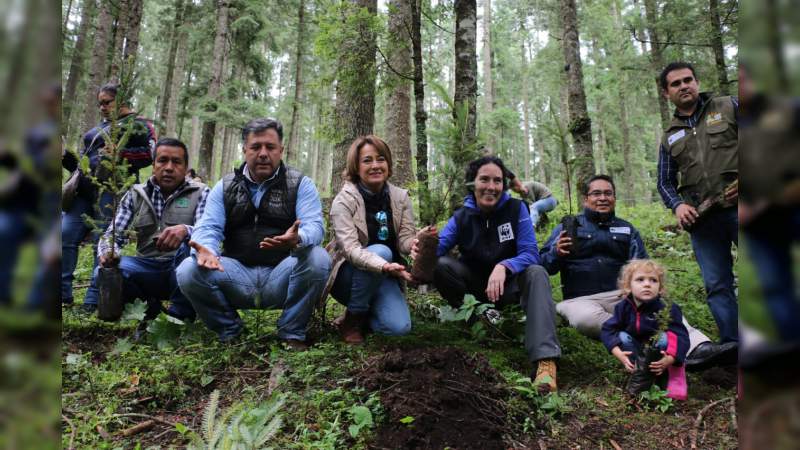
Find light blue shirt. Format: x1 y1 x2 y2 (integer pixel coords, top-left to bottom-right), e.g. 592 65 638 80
191 164 325 257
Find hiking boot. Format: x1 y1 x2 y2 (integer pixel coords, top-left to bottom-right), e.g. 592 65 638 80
338 310 367 345
533 359 558 393
685 341 738 372
281 339 309 351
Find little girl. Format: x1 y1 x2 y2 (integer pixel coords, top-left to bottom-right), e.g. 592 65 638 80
600 259 690 399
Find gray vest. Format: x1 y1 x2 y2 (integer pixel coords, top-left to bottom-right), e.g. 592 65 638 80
131 180 205 259
222 163 304 267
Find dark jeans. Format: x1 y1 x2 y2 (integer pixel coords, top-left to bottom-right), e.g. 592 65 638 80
433 256 561 362
90 242 194 319
689 206 739 343
745 207 800 342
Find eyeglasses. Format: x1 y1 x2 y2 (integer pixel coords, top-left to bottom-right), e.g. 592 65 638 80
98 99 114 107
587 190 615 198
375 211 388 241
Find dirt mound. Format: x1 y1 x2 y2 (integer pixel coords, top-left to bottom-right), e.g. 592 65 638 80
356 347 507 450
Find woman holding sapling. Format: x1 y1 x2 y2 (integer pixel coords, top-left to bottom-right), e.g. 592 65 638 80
412 155 561 392
601 259 690 399
325 135 417 344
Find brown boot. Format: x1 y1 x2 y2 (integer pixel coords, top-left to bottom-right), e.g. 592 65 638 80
338 310 367 344
533 359 558 393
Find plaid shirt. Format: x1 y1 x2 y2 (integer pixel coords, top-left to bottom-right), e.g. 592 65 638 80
98 178 210 257
657 96 739 210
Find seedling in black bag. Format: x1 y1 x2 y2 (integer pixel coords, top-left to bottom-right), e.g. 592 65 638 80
560 214 580 256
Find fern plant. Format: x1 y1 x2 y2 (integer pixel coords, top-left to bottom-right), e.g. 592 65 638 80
186 389 285 450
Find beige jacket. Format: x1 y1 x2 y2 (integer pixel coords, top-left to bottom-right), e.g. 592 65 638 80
322 181 416 299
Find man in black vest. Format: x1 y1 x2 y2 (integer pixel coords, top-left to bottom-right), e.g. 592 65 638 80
97 138 208 333
176 118 330 348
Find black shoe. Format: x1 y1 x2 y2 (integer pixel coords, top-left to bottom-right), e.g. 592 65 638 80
685 341 738 372
78 303 97 315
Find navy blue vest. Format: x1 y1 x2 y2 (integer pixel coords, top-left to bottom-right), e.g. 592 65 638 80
454 198 522 280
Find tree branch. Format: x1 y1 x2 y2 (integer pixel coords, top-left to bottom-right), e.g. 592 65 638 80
373 43 416 81
628 25 712 48
422 8 453 35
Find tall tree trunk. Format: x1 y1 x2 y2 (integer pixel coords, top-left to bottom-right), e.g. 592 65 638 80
286 0 306 163
166 28 188 137
481 0 493 114
642 0 670 128
560 0 594 194
64 0 96 139
63 0 74 37
519 21 532 181
410 0 432 223
159 0 186 136
766 0 789 91
108 0 129 80
384 0 413 188
81 0 113 136
190 114 201 169
453 0 478 146
198 0 230 181
330 0 378 193
123 0 144 68
708 0 729 95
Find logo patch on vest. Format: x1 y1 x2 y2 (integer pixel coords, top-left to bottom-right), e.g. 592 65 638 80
497 222 514 243
175 197 189 208
609 226 631 235
706 112 723 127
668 129 686 146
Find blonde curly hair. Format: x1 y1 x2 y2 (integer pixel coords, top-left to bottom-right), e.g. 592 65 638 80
617 259 667 297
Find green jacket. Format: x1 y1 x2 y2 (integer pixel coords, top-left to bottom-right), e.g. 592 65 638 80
660 93 738 207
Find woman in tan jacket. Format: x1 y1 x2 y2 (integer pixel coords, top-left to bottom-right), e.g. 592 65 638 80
327 135 416 344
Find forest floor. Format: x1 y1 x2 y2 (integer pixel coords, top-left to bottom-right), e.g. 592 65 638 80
61 204 740 449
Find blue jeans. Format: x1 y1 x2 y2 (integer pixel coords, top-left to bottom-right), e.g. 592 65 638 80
176 245 331 341
0 211 29 304
90 242 194 319
330 244 411 336
61 192 114 304
619 331 667 361
530 196 557 227
689 207 738 343
745 208 800 342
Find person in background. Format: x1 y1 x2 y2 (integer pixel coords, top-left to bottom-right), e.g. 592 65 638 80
61 82 156 313
509 178 557 228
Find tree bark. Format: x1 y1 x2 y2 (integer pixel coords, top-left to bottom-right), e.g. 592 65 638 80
81 0 113 136
481 0 493 114
108 0 129 80
642 0 670 128
64 0 96 138
453 0 478 145
410 0 432 223
560 0 594 194
190 114 201 170
384 0 414 189
159 0 186 136
197 0 230 182
708 0 729 95
330 0 378 193
286 0 306 164
519 21 532 181
123 0 144 67
165 28 188 138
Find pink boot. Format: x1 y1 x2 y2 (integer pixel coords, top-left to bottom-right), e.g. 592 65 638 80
666 365 687 400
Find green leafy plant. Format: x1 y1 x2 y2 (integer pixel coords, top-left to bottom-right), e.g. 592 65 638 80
637 385 673 413
511 375 572 431
186 389 285 450
121 299 148 322
347 405 373 438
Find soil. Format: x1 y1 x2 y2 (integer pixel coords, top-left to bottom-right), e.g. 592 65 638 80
356 347 507 450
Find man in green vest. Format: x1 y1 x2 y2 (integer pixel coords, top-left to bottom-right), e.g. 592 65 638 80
656 62 739 346
97 138 209 330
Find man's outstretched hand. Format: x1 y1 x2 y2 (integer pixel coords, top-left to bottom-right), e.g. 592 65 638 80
190 240 223 271
259 220 301 251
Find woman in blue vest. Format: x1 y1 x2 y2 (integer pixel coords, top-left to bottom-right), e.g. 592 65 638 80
417 155 561 391
324 135 417 344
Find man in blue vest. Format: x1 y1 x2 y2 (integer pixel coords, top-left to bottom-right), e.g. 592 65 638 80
176 118 330 349
97 138 208 335
542 175 736 371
